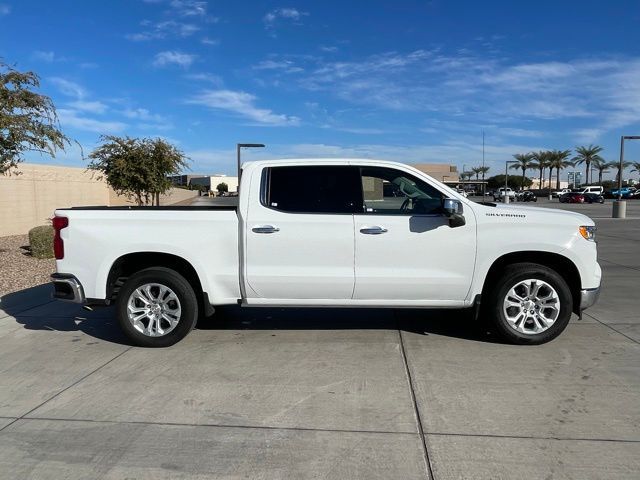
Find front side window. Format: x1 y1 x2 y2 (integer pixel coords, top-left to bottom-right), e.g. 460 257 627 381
263 166 361 214
360 166 444 215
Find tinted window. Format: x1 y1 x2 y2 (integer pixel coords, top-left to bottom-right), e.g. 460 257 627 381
264 166 362 214
360 166 444 215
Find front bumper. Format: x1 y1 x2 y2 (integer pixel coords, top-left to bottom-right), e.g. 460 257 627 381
51 273 86 303
580 286 601 311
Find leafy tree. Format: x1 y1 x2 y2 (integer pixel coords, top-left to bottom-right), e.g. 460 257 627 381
592 158 610 185
548 149 573 191
572 144 603 184
88 136 189 206
0 61 71 174
487 174 533 190
216 182 228 194
510 153 534 187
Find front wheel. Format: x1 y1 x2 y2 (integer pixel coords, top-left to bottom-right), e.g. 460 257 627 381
116 267 198 347
484 263 573 345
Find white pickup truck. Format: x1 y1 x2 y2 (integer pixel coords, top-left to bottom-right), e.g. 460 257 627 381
51 159 601 347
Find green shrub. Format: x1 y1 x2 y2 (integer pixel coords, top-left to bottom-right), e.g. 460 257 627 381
28 225 54 259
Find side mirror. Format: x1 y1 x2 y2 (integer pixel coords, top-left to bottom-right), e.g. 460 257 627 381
442 198 466 228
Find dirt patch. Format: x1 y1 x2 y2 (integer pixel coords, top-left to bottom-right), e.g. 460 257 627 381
0 235 55 296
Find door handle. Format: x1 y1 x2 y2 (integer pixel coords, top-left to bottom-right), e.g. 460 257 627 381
252 225 280 234
360 226 388 235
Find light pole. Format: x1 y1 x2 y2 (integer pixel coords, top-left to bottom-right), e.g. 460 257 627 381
613 135 640 218
504 160 518 204
237 143 265 189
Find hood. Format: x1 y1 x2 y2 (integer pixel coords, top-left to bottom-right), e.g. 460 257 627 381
483 202 595 226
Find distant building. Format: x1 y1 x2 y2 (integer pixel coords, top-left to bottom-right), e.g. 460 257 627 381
189 175 239 192
529 178 568 190
168 174 209 187
412 163 459 183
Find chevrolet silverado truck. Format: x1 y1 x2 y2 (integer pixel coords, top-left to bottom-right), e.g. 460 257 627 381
51 159 601 347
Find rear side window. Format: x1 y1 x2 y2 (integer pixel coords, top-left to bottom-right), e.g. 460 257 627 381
263 166 362 214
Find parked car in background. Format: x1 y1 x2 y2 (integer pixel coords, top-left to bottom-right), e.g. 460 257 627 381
576 186 604 195
583 193 605 204
517 191 537 202
456 188 468 198
560 192 585 203
609 187 637 199
493 188 516 202
553 188 572 198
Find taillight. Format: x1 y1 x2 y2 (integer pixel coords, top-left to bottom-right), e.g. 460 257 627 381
52 216 69 260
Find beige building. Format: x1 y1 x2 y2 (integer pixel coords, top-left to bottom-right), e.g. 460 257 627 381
0 163 197 237
412 163 459 183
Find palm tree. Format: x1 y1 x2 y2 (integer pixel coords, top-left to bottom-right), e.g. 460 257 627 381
592 158 610 185
572 145 603 184
477 166 490 193
471 166 482 181
549 149 573 191
609 160 631 185
631 162 640 175
530 150 550 191
510 153 534 189
460 171 472 181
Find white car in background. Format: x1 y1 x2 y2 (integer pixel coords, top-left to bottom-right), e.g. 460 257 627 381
553 188 572 198
493 188 516 201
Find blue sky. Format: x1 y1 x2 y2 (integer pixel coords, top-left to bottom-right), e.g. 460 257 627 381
2 0 640 178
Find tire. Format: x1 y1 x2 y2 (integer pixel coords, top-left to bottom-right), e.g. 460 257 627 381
483 263 573 345
116 267 199 347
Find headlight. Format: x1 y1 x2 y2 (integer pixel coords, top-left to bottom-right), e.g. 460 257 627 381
579 225 596 241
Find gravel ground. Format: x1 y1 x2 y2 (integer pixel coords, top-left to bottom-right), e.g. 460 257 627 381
0 235 55 297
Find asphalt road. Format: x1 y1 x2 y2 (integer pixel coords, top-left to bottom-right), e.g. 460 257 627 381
0 201 638 479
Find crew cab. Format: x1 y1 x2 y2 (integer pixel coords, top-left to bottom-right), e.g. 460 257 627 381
51 159 601 347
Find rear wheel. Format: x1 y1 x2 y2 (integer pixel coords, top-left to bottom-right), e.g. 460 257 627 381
116 267 198 347
484 263 573 345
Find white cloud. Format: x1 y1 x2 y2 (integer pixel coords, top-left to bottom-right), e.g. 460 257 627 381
57 109 127 134
31 50 65 63
184 72 223 86
170 0 207 17
49 77 87 99
0 4 10 15
263 7 308 32
200 37 219 46
68 100 108 114
253 51 640 138
126 20 199 41
153 50 196 68
253 59 303 73
186 89 300 126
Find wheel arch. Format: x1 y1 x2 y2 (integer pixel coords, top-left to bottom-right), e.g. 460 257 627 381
481 251 582 314
105 252 213 316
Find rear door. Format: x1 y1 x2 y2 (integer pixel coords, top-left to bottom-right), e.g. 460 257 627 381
353 166 476 302
245 165 361 300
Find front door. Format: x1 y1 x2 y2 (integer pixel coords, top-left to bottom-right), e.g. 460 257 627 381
245 165 361 300
353 166 476 302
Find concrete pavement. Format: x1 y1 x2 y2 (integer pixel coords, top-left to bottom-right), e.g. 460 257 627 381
0 204 638 479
